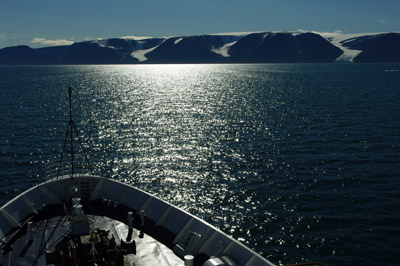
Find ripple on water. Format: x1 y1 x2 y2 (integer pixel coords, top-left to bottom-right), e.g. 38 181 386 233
0 64 399 265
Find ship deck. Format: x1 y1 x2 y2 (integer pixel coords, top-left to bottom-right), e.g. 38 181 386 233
2 202 183 266
0 175 276 266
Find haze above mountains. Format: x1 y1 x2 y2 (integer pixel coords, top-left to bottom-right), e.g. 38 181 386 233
0 31 399 64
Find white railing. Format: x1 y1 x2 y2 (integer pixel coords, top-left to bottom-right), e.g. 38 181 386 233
45 158 99 181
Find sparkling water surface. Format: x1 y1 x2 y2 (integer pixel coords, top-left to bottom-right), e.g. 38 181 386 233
0 64 399 265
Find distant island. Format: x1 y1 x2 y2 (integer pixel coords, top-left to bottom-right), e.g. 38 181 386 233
1 31 399 64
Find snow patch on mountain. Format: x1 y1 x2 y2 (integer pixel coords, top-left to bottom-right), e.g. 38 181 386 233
209 34 245 57
210 31 264 37
131 47 154 62
174 38 183 45
94 39 107 48
121 36 155 41
315 31 381 62
211 41 237 57
260 33 271 45
131 38 167 62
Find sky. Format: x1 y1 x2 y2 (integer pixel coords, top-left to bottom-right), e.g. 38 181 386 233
1 0 399 49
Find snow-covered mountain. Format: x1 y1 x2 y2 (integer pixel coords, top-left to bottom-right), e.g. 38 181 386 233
317 31 400 62
1 32 399 64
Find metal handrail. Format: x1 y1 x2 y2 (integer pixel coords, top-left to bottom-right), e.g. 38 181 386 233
45 159 99 182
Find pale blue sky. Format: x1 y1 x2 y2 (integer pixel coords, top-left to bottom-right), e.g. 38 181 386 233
1 0 399 48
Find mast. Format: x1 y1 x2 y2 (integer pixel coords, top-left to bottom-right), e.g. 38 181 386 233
69 87 74 178
57 87 91 180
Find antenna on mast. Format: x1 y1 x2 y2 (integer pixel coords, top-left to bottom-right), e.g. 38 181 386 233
57 87 91 180
69 87 74 178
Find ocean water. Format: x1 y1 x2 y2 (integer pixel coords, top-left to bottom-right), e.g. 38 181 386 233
0 64 399 265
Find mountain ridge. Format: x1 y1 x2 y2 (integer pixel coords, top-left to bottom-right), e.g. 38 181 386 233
1 32 399 64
